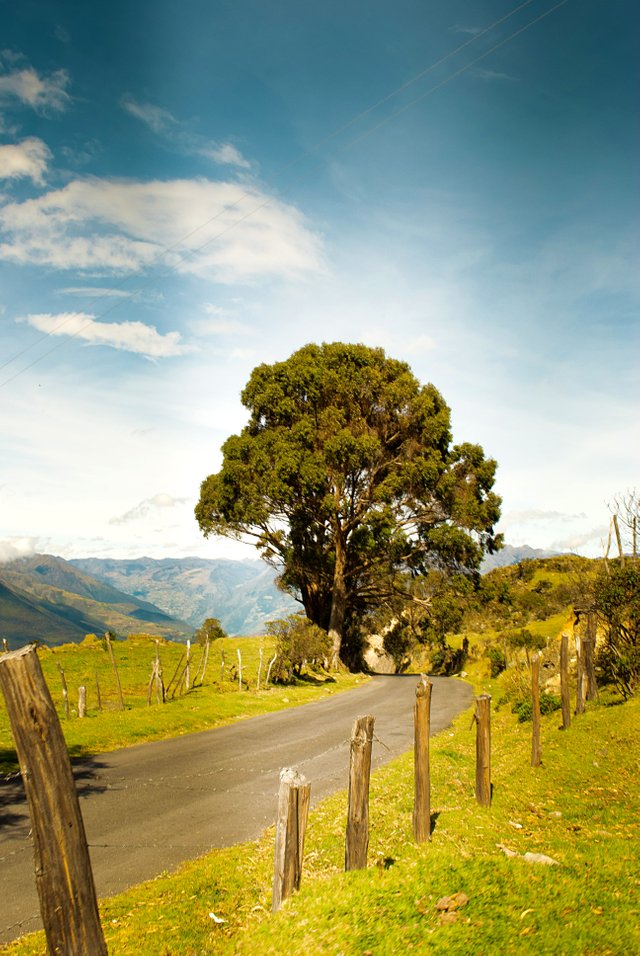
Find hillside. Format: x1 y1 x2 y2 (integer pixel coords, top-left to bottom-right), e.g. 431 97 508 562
0 555 191 648
70 556 299 633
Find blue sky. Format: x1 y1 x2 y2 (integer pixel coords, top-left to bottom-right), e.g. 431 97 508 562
0 0 638 564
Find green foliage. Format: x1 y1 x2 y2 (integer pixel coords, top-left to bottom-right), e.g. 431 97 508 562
265 613 332 681
486 645 506 677
196 342 501 666
593 560 640 697
194 616 226 645
512 692 562 723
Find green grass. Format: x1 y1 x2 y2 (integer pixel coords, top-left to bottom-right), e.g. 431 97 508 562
0 635 366 774
3 679 638 955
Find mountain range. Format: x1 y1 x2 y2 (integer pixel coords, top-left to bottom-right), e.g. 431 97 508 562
0 544 556 649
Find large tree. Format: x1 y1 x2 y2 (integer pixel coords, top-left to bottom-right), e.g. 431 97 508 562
195 342 501 667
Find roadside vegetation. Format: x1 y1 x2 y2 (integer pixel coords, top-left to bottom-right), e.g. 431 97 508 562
0 632 364 775
4 651 638 955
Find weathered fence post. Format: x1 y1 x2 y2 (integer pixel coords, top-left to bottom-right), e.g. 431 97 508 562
413 675 432 843
95 671 102 712
78 684 87 718
575 635 586 715
237 648 243 690
474 695 492 807
0 645 107 955
584 613 598 701
165 651 185 698
57 662 70 719
560 633 571 730
257 646 264 691
105 631 125 710
155 640 165 702
266 653 277 687
272 768 311 913
345 714 375 870
531 653 541 767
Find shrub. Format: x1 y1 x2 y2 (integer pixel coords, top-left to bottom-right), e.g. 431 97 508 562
513 692 562 723
486 645 506 677
266 614 331 682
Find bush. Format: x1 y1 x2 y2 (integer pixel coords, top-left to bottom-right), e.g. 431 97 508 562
266 614 331 682
513 692 562 723
430 642 467 676
486 645 506 677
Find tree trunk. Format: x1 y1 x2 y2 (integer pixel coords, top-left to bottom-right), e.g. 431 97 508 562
328 533 347 669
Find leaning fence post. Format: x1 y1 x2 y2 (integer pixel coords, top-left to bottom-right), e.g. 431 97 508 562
575 635 586 715
272 768 311 913
0 645 107 955
531 653 541 767
560 633 571 730
584 613 598 701
105 631 125 711
413 675 432 843
474 694 492 807
345 714 375 870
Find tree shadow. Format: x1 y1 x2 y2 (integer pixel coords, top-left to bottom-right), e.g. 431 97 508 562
0 754 110 831
430 810 441 835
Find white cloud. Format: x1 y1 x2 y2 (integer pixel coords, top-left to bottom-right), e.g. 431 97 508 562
503 509 587 525
0 177 325 282
121 96 176 135
109 493 190 525
122 95 251 169
0 137 51 184
19 312 195 359
0 66 70 113
0 536 38 563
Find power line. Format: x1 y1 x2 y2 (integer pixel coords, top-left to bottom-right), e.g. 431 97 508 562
0 0 573 390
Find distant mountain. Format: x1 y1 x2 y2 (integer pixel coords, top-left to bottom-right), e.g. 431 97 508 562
0 554 191 648
480 544 561 573
69 556 299 634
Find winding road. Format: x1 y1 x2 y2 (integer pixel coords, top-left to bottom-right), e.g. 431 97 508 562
0 673 472 945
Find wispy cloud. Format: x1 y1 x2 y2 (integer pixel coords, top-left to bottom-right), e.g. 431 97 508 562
122 95 251 169
0 62 70 113
473 68 513 82
550 526 610 551
451 25 484 36
109 493 189 525
503 509 587 525
19 312 195 359
0 137 51 184
0 536 38 563
0 177 325 282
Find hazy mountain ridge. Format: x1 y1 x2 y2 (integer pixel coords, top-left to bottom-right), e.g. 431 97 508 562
69 555 299 633
480 544 560 573
0 555 192 647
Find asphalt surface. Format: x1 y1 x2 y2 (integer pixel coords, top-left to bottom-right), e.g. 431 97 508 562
0 673 472 945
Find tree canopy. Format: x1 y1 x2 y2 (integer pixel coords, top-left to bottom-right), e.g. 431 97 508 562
195 342 501 667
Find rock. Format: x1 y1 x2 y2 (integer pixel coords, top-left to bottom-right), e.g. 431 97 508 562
522 852 560 866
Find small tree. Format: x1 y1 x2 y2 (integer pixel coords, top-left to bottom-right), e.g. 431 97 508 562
505 627 546 667
195 617 226 645
266 614 331 682
593 561 640 698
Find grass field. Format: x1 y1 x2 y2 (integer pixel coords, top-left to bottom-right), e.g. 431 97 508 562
3 661 638 955
0 634 365 775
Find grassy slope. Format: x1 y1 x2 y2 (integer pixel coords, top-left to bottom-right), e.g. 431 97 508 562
0 635 365 775
4 679 638 955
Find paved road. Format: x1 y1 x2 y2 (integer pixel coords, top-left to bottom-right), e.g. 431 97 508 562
0 674 471 945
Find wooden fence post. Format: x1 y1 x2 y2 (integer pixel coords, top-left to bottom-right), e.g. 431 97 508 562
105 632 125 711
185 639 191 691
57 662 70 719
413 675 432 843
95 671 102 712
272 768 311 913
257 647 264 691
345 714 375 870
531 654 541 767
220 648 225 683
474 695 492 807
266 653 277 686
78 685 87 719
575 635 586 715
560 633 571 730
0 645 107 955
584 613 598 701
